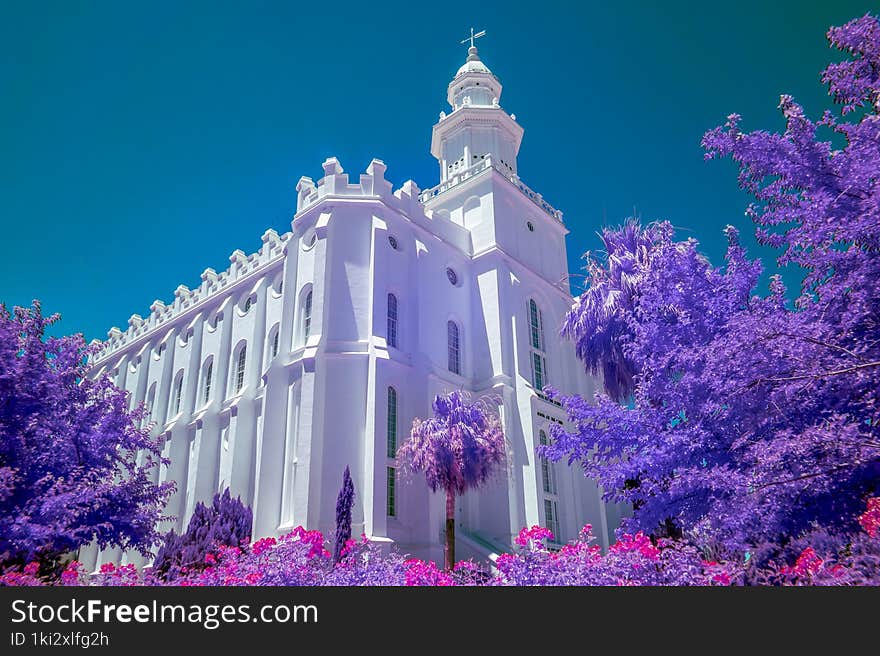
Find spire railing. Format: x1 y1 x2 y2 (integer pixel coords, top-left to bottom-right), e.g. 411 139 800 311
419 157 563 223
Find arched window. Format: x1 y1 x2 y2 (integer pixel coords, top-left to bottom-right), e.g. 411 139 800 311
529 299 548 389
387 386 398 458
172 370 184 417
203 359 213 404
387 293 398 349
234 344 247 393
447 320 461 375
300 288 313 344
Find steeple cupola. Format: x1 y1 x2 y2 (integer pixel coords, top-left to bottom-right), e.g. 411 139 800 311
431 30 523 182
448 45 502 109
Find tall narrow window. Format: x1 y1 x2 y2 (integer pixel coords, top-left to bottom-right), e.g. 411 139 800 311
529 299 544 350
539 428 560 542
235 345 247 393
528 299 548 389
544 499 560 542
172 371 184 415
539 430 557 494
387 467 396 517
387 293 398 348
203 361 213 404
532 353 546 390
447 320 461 375
146 383 157 422
387 386 398 458
271 330 280 358
302 289 313 342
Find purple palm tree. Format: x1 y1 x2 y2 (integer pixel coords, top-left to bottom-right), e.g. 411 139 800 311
562 219 670 401
398 391 505 570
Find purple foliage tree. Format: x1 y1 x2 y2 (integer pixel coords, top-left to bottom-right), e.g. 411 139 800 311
333 466 355 564
152 488 251 581
545 15 880 555
0 301 173 574
398 391 505 570
561 219 663 401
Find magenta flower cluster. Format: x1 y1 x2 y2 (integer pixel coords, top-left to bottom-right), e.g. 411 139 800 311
4 497 877 586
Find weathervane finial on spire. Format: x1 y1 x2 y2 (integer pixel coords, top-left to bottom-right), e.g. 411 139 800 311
461 27 486 51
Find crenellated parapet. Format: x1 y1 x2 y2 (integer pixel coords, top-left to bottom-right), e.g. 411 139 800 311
294 156 474 254
90 228 291 365
295 157 396 214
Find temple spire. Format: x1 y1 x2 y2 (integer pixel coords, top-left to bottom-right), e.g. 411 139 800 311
431 34 523 182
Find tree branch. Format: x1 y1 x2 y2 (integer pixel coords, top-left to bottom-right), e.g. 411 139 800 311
759 360 880 384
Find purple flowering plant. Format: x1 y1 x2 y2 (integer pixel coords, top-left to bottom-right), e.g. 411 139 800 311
397 390 506 570
0 301 173 577
545 14 880 558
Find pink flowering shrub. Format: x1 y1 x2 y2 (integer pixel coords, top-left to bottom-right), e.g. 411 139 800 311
495 526 740 586
859 498 880 539
6 498 879 587
403 559 454 586
0 561 43 586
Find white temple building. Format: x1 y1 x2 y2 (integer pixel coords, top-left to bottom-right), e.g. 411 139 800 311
84 38 622 568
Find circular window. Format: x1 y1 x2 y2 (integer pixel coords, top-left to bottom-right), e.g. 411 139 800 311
527 221 535 232
243 297 253 313
446 267 458 286
388 234 399 250
302 229 317 251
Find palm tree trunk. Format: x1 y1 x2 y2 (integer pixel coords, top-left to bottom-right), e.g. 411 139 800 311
445 488 455 571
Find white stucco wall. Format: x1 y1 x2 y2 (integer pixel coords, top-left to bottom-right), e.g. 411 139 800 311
82 46 618 570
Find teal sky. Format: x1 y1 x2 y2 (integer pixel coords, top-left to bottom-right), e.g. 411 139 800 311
1 0 873 341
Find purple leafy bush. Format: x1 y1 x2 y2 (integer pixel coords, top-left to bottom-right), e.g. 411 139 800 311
333 466 355 564
0 301 173 576
152 488 251 581
5 497 877 586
